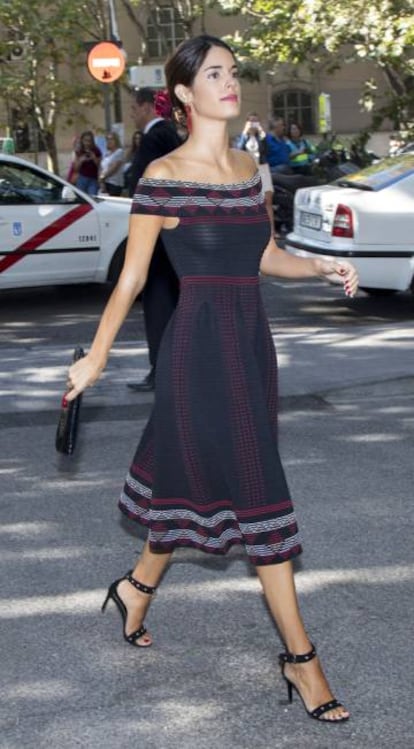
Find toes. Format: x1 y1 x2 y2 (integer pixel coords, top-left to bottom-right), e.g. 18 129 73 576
322 708 350 722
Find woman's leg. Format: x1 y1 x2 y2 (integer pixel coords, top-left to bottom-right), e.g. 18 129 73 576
116 538 172 645
256 560 350 720
87 178 99 195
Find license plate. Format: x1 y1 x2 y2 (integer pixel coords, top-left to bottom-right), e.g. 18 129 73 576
300 211 322 230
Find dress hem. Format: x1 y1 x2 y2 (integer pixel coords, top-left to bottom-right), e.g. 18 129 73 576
118 500 303 567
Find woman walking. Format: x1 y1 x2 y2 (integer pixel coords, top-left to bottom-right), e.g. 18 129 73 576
67 35 357 723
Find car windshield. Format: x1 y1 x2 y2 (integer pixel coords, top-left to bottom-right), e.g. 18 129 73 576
336 153 414 191
0 162 64 204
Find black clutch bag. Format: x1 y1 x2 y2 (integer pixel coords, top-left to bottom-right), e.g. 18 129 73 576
55 346 85 455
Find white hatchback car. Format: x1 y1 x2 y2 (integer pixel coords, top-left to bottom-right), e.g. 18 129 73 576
0 154 132 290
285 154 414 294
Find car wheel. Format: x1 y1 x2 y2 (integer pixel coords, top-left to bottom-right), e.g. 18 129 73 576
107 240 127 285
359 287 398 296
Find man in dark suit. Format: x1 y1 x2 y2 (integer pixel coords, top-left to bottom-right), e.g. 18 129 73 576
127 87 181 391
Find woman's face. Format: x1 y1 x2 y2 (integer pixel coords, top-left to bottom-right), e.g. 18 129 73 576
106 134 116 151
183 45 241 123
82 134 93 150
290 124 301 140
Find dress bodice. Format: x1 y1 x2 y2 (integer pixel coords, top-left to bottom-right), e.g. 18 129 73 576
131 172 271 279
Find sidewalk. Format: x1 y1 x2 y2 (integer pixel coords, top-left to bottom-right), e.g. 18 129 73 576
1 325 414 748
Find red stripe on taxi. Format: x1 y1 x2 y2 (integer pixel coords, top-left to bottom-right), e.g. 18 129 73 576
0 203 93 273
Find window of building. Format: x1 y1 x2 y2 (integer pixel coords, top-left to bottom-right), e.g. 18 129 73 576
147 6 185 59
11 108 46 152
272 90 314 134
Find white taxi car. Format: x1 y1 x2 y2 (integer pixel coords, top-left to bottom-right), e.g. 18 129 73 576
0 154 132 290
285 154 414 294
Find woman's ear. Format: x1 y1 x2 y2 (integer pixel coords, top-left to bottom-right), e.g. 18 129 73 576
175 85 191 105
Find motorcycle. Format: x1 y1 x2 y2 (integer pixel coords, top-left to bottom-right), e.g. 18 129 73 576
272 140 360 233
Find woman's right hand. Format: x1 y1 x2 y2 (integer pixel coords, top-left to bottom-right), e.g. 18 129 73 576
65 353 105 402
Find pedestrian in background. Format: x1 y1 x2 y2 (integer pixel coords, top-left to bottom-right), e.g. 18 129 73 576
236 111 275 232
67 34 357 724
73 130 102 195
286 122 315 174
99 132 125 196
266 117 291 173
123 129 141 195
127 87 181 392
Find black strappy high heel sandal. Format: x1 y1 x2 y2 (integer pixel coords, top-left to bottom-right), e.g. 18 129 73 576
102 569 157 647
279 644 349 722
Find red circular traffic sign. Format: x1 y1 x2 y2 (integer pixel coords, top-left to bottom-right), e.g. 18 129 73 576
87 42 125 83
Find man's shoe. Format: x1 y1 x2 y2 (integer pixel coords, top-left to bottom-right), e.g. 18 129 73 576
127 368 155 392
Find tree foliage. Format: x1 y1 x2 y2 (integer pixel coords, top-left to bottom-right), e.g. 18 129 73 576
0 0 219 171
217 0 414 132
0 0 111 172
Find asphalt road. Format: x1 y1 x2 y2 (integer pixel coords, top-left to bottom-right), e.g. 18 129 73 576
1 279 413 748
1 279 413 349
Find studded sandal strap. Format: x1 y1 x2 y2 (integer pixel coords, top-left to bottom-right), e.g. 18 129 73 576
125 570 157 595
310 698 343 720
278 643 317 665
126 625 147 644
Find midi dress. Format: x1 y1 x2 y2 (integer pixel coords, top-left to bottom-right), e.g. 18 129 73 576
119 171 302 566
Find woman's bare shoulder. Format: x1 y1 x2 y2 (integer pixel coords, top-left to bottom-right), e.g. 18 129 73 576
230 148 258 179
142 147 187 181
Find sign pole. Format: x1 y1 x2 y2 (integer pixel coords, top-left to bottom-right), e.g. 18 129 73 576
103 84 112 131
87 41 126 133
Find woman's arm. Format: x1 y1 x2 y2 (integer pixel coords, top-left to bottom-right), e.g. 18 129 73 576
66 210 164 400
101 151 124 180
260 236 358 294
72 152 84 169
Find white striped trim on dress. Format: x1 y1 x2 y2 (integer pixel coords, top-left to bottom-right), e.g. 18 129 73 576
150 507 237 526
132 193 264 211
149 526 300 557
120 491 151 522
239 513 296 533
245 533 301 557
139 173 261 191
123 476 297 532
125 473 152 499
151 527 243 548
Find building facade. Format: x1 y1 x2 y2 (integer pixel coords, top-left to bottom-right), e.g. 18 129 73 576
0 2 392 171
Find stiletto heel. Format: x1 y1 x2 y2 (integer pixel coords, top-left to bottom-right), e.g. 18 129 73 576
279 644 349 722
101 586 113 612
102 570 157 647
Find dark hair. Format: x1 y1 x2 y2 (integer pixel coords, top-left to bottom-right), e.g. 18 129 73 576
288 122 303 137
79 130 95 152
132 87 156 106
165 34 236 116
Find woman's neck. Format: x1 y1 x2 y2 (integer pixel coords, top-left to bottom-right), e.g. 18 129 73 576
186 118 231 170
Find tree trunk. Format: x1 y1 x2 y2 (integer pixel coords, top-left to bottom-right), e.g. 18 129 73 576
43 130 59 174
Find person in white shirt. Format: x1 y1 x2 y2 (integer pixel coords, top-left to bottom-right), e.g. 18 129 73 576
236 112 274 233
99 132 125 196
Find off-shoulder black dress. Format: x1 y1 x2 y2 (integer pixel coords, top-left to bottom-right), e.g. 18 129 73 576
119 173 302 566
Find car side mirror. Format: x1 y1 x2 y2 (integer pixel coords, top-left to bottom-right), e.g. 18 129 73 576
61 185 78 202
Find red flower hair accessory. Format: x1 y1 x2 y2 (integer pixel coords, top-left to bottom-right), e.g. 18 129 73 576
154 89 173 119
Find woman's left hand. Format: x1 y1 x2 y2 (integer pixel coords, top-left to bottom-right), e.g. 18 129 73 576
315 258 359 297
